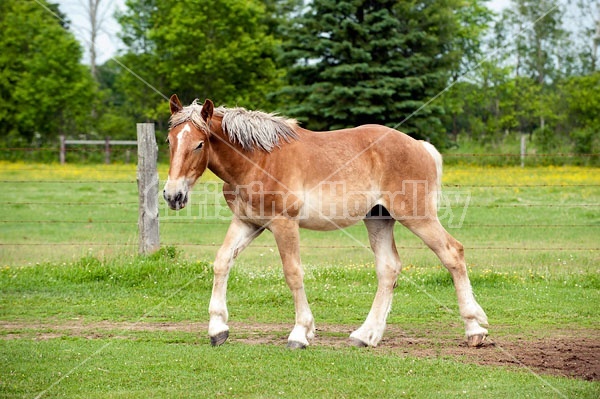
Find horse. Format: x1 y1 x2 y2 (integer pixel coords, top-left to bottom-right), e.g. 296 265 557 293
163 94 488 349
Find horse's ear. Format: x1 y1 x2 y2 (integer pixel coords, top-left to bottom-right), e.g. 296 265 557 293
201 99 214 121
169 94 183 115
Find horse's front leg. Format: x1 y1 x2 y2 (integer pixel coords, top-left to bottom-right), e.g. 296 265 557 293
270 218 315 349
209 217 263 346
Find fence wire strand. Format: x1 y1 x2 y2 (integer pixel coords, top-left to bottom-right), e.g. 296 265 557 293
0 242 597 252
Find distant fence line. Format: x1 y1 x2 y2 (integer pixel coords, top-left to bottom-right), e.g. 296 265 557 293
59 135 138 164
4 147 600 158
1 145 599 166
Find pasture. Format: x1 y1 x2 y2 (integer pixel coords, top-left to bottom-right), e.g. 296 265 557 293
0 161 599 398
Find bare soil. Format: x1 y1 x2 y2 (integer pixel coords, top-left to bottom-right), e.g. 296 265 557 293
2 320 599 381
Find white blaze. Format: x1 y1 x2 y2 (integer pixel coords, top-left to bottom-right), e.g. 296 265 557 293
170 123 191 176
177 123 191 142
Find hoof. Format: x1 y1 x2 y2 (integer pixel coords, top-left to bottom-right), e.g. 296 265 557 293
287 341 307 350
349 337 369 348
467 333 487 347
210 330 229 346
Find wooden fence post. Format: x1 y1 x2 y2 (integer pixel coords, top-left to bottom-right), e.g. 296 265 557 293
59 135 66 164
520 133 527 168
137 123 160 254
105 137 111 164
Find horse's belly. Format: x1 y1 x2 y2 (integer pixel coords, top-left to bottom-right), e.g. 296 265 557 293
297 191 376 231
224 185 379 231
297 214 361 231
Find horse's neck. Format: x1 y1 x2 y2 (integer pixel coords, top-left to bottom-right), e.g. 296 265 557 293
207 120 261 185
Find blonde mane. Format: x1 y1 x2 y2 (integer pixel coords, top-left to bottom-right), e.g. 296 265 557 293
169 99 209 131
170 100 299 152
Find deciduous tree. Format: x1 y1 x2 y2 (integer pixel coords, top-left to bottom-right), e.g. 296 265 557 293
115 0 285 127
0 0 94 145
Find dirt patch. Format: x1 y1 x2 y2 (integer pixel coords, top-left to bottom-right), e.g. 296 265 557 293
230 322 600 382
471 336 600 382
2 320 599 381
376 326 600 382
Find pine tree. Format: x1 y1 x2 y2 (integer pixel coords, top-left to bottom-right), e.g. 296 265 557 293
280 0 461 145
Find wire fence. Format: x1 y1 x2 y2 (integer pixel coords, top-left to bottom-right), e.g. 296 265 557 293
0 243 596 252
1 145 599 166
0 156 599 258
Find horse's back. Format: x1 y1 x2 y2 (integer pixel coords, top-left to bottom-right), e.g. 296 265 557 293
292 124 438 184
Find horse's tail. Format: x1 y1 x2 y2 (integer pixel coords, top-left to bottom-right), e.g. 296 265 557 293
420 141 442 210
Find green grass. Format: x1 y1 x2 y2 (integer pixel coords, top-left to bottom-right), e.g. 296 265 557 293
0 250 599 398
443 133 600 167
0 162 599 397
1 162 598 270
2 339 596 399
1 248 598 328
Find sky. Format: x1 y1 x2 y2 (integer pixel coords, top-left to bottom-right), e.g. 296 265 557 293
54 0 518 66
55 0 125 65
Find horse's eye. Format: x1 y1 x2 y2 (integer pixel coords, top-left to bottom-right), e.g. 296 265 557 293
165 137 170 146
194 141 204 151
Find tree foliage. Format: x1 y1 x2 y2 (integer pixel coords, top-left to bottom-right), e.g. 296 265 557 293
0 0 95 145
0 0 598 162
279 0 464 146
440 0 599 159
113 0 285 129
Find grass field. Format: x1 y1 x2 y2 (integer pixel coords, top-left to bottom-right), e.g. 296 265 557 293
0 161 599 398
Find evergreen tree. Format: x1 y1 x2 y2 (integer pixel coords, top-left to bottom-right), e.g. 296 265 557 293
279 0 462 146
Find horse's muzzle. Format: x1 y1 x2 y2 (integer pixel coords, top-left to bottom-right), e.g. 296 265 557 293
163 189 188 210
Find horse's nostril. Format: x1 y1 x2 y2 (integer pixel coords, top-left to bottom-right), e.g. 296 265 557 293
175 192 183 203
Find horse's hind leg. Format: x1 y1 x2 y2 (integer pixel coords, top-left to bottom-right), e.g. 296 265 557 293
209 217 263 346
401 217 489 346
350 216 401 347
